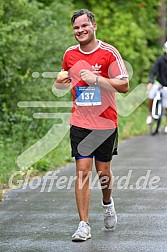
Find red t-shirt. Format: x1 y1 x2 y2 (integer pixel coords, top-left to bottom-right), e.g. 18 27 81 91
62 40 128 130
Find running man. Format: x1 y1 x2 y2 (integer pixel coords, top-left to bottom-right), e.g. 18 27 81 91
54 9 129 241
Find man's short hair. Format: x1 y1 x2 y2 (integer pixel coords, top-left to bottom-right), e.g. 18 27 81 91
71 9 95 25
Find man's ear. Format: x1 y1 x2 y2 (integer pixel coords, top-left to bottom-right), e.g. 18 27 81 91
93 22 97 31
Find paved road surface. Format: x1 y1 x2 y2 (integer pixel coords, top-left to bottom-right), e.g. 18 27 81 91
0 134 167 252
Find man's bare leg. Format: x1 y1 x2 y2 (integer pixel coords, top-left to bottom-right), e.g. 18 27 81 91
146 99 153 124
148 99 153 114
164 109 167 133
95 160 112 202
95 160 117 230
75 158 93 222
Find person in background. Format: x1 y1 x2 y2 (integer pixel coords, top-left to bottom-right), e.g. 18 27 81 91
146 41 167 133
54 9 129 241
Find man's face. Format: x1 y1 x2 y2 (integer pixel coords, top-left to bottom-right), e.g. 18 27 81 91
72 14 97 45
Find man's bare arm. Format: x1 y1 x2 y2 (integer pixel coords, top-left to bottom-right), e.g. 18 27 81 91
80 69 129 93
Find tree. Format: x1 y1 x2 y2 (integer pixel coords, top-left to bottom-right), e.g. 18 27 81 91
0 0 73 185
0 0 73 132
158 0 167 45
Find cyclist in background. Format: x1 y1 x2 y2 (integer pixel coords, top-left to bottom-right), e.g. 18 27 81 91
146 41 167 133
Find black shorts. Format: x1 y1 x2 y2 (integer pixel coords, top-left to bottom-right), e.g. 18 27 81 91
70 125 118 162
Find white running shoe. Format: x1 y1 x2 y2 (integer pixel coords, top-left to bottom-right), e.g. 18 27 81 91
72 221 91 242
146 115 152 125
164 126 167 134
102 199 117 230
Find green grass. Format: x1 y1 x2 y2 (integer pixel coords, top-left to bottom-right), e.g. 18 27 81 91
0 131 73 189
0 191 3 201
119 104 148 139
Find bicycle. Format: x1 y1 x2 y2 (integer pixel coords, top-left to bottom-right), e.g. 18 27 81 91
149 83 167 135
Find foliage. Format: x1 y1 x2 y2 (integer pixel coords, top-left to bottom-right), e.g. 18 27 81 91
0 0 73 108
0 0 74 187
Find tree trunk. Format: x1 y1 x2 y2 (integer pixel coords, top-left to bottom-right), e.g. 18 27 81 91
158 0 167 45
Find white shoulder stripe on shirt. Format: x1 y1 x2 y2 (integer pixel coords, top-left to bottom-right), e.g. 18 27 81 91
100 43 127 76
65 45 79 52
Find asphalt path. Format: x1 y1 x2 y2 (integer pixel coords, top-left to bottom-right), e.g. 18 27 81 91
0 134 167 252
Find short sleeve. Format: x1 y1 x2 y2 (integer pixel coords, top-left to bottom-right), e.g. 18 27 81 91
108 48 128 79
62 52 69 71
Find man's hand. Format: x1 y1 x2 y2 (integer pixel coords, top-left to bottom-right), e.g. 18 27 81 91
54 71 71 89
147 82 153 91
80 69 96 85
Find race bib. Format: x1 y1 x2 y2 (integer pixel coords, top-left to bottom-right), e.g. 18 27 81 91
76 86 101 106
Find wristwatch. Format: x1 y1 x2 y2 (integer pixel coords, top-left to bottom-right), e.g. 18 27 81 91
95 76 99 85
